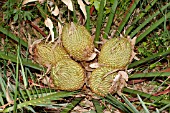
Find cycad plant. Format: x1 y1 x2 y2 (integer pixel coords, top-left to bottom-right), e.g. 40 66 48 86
0 0 170 112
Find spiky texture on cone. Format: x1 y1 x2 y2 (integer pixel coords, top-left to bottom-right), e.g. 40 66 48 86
33 43 69 66
89 67 117 96
98 38 132 69
62 23 94 61
51 59 85 91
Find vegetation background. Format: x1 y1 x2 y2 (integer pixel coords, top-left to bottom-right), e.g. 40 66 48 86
0 0 170 112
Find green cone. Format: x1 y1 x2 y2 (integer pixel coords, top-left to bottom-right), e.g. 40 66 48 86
51 59 85 91
62 23 94 61
89 67 117 96
98 38 132 69
33 42 69 66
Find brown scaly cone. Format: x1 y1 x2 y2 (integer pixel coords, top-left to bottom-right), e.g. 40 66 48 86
51 59 85 91
98 37 132 69
61 22 96 61
30 41 69 67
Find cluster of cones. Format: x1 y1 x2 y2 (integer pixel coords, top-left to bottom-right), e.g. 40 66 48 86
30 22 135 96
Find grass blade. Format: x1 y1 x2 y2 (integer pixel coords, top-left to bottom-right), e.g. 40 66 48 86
0 51 43 71
92 99 103 113
130 2 170 38
60 97 84 113
19 88 56 100
94 0 105 46
73 2 78 23
128 49 170 69
85 5 90 32
104 94 132 113
115 0 140 36
0 92 4 105
125 0 158 35
129 72 170 79
136 11 170 44
137 94 150 113
13 47 20 113
19 56 28 88
155 108 160 113
103 0 118 39
36 3 47 19
158 104 170 112
24 106 36 113
0 69 7 97
3 91 78 112
0 26 28 48
123 88 170 104
121 95 140 113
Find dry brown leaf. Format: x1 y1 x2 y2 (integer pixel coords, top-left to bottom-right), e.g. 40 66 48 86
6 86 13 104
127 36 140 62
41 76 51 85
104 111 111 113
22 0 38 5
87 52 97 61
84 0 90 5
131 36 137 49
52 6 59 16
2 78 15 110
103 69 119 79
28 33 32 48
77 0 87 21
58 21 62 38
29 38 43 55
128 79 147 84
89 62 100 68
161 67 170 72
109 71 128 95
130 51 138 62
47 0 54 6
61 0 73 11
82 98 94 108
94 48 100 53
22 0 45 5
39 0 45 4
44 18 54 42
153 88 170 96
113 109 122 113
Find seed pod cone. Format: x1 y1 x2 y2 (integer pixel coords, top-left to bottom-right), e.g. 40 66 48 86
62 23 95 61
98 38 132 69
33 42 69 66
89 67 117 96
51 59 85 91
